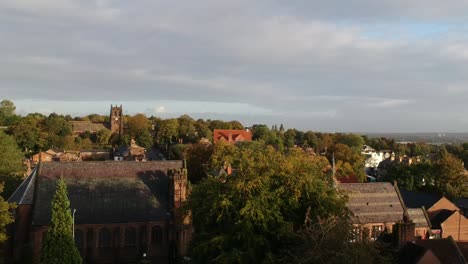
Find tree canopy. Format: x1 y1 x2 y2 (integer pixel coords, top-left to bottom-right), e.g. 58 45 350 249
188 141 385 263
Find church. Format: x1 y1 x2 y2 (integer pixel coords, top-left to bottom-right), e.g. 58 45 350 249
69 105 124 136
6 160 191 263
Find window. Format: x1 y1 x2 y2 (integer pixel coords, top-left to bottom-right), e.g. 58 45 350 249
139 226 147 246
371 225 383 241
151 226 162 245
125 227 136 247
86 229 94 248
350 226 361 242
98 228 111 248
74 229 84 248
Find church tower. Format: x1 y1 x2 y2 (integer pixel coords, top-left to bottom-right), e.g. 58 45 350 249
110 105 123 136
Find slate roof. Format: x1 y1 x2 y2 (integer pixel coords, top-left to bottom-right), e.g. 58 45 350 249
430 209 456 229
70 121 107 133
407 208 431 228
31 161 183 226
338 182 405 224
398 242 433 264
8 167 37 205
400 189 442 209
415 238 467 264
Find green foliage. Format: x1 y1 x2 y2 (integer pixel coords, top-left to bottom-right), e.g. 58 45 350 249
0 183 15 242
434 151 468 199
168 144 187 160
40 178 81 264
0 100 16 125
189 141 355 263
156 119 179 143
185 143 214 183
0 130 25 199
96 128 112 145
9 115 46 152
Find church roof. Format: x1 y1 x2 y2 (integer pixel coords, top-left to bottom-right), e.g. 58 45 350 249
30 161 183 225
69 121 107 133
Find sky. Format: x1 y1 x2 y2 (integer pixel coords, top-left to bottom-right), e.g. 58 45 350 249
2 1 468 132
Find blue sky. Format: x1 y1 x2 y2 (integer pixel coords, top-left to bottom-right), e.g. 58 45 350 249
2 1 468 132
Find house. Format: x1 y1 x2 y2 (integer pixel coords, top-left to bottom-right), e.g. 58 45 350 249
399 237 467 264
80 149 111 161
57 151 81 162
401 190 468 241
407 208 431 239
213 129 252 144
31 151 54 163
338 182 405 241
114 139 147 161
6 161 191 263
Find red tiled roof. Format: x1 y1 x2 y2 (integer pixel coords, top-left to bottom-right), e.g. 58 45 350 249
213 129 252 143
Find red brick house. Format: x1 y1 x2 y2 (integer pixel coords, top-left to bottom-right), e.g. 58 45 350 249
6 161 191 263
213 129 252 144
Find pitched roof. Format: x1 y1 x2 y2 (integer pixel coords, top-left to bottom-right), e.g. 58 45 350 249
407 208 431 228
31 161 183 225
415 238 467 264
338 182 404 224
456 242 468 261
400 189 443 209
8 167 38 205
430 209 456 229
398 242 438 264
69 121 107 133
213 129 252 143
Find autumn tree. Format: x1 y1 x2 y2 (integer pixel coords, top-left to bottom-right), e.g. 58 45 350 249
189 141 350 263
434 151 468 199
41 178 81 264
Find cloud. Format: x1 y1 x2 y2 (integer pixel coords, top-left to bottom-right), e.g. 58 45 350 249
1 1 468 132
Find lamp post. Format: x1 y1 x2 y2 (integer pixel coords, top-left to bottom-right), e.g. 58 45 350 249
72 209 77 239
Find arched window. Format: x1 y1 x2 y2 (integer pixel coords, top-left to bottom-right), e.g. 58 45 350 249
151 226 162 245
74 229 84 248
98 228 111 248
124 227 136 247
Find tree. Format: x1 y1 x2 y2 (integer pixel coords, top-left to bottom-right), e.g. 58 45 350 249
157 119 179 144
189 141 350 263
0 130 25 199
41 178 81 264
96 128 112 145
0 100 16 125
9 115 46 152
434 151 468 199
0 183 15 242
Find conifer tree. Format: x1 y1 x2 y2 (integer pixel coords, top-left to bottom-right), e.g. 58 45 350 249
41 178 81 264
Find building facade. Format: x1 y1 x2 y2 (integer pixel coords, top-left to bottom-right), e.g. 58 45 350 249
6 161 191 264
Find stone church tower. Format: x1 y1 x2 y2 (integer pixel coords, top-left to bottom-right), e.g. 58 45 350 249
110 105 123 136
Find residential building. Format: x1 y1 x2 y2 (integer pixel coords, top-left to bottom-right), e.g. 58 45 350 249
338 182 405 241
213 129 252 144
